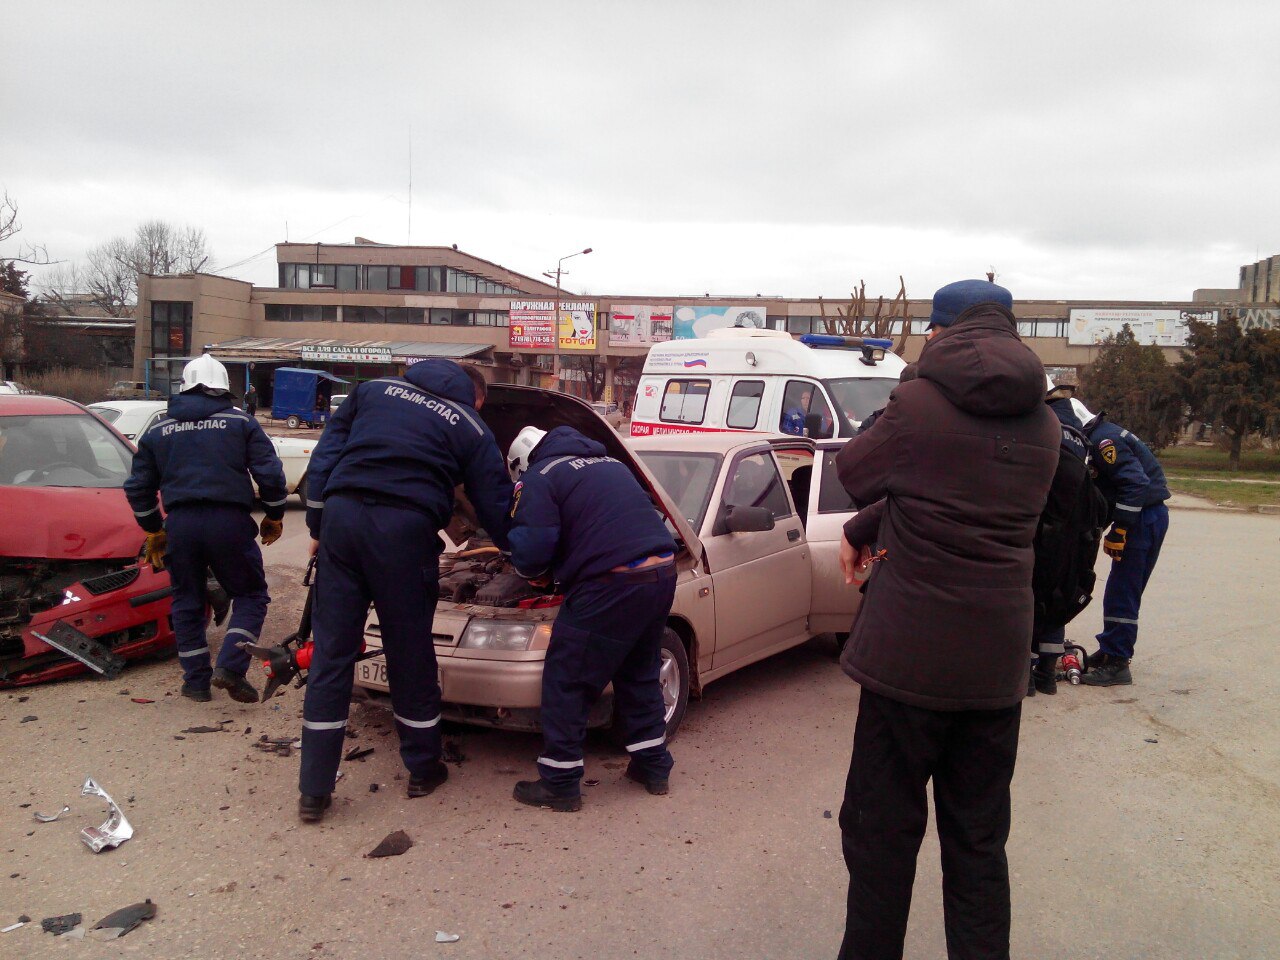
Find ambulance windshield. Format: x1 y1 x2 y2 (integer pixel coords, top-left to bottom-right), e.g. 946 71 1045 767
826 377 898 425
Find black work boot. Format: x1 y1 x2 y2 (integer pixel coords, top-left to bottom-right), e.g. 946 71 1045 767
212 667 259 703
1086 648 1107 670
513 779 582 812
181 683 212 703
407 761 449 799
625 764 669 796
1033 656 1059 695
1081 654 1133 686
298 793 332 823
1026 666 1037 697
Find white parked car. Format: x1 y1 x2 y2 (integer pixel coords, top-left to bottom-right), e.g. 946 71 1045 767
88 400 169 441
88 400 315 502
0 380 35 395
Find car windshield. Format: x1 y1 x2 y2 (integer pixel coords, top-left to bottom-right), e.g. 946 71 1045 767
90 406 123 424
825 377 899 424
635 451 722 530
0 414 134 488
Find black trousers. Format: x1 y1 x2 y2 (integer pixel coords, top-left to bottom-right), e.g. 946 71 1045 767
838 688 1021 960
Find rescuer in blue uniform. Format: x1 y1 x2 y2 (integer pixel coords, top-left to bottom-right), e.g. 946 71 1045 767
125 355 288 704
506 425 678 812
298 360 512 823
1073 400 1171 687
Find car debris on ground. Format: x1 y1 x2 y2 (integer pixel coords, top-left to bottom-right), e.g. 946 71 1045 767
1 916 31 933
79 777 134 852
435 931 460 943
367 830 413 858
40 913 82 936
33 804 70 822
91 900 156 939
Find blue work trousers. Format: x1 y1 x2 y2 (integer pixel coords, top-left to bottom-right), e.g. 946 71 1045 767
1096 502 1169 660
537 564 677 793
300 495 443 797
164 504 267 689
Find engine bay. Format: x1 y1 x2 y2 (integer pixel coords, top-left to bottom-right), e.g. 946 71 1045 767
437 543 555 608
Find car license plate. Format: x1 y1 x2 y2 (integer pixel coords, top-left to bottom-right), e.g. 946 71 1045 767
357 657 388 689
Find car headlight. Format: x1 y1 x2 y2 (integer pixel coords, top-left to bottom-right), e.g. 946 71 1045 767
458 621 552 651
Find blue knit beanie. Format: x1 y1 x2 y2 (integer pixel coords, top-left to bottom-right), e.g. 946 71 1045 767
928 279 1013 329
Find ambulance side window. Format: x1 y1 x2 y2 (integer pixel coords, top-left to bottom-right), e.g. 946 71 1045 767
726 380 765 429
660 379 711 425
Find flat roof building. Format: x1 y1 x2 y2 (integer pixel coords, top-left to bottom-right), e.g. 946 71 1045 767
135 238 1264 406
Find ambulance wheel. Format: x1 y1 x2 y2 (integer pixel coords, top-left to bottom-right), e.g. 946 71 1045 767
286 415 301 429
659 628 690 740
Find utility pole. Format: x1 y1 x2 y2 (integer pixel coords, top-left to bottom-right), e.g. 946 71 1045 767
544 247 592 388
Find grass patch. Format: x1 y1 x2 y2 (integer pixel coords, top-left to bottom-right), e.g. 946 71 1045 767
1167 477 1280 510
1157 445 1280 474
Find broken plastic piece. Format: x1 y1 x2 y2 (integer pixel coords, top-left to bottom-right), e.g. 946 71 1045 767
34 804 71 822
79 778 134 853
367 830 413 858
1 916 30 933
41 913 82 936
31 621 126 679
344 746 374 762
435 931 460 943
92 900 155 939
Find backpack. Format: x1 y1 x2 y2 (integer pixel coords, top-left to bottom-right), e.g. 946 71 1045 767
1032 423 1110 631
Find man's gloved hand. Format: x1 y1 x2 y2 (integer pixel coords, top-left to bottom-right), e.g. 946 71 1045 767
143 531 167 572
1103 525 1127 560
260 517 284 546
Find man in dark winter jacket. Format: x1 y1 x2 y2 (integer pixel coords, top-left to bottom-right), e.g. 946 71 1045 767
1072 401 1170 687
297 359 513 823
833 280 1059 960
125 354 288 704
506 425 678 812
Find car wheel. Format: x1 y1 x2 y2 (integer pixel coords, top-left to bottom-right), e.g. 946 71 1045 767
286 415 301 429
658 628 691 740
295 473 308 505
834 632 849 656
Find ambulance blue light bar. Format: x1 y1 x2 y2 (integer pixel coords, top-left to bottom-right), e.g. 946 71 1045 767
798 335 894 350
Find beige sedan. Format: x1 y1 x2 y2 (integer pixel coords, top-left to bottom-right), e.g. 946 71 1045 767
353 386 863 740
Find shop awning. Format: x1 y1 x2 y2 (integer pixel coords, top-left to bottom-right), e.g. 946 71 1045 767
204 336 493 364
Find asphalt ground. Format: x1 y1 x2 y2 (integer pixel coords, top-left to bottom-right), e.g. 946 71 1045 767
1 505 1277 959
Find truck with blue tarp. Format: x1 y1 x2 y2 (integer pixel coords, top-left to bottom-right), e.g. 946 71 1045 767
271 367 347 429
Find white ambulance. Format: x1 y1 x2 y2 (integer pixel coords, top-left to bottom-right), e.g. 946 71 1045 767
631 329 906 440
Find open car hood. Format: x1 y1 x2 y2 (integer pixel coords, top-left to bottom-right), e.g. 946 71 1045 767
477 385 704 565
0 487 144 560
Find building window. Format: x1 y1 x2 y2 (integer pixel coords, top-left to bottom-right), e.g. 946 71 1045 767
365 266 388 291
265 304 338 322
151 301 192 355
336 265 358 290
390 266 414 290
310 265 335 288
474 311 508 326
384 307 424 324
786 316 814 334
415 266 446 292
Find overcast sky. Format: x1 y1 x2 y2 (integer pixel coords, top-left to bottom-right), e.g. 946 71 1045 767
5 1 1278 302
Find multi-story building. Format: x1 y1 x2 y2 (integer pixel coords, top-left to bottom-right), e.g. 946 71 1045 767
135 238 1237 405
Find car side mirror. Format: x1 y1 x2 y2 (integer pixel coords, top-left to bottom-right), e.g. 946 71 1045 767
719 504 775 535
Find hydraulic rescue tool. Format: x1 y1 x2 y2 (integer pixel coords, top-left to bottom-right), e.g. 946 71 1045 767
237 558 375 701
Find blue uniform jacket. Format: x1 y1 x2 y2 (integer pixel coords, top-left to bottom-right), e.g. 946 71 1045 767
304 359 513 547
124 392 288 533
1085 416 1170 526
508 426 675 588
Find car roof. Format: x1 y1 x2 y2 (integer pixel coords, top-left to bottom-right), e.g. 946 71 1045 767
88 400 168 411
626 432 796 455
0 395 86 416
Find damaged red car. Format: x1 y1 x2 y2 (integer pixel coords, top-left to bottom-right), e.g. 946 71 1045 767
0 394 175 686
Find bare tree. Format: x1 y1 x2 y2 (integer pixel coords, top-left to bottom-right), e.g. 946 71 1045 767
41 220 213 318
817 276 912 356
561 354 609 400
0 191 56 266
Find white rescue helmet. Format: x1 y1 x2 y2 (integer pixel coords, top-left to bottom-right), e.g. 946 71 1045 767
1045 373 1076 400
180 354 231 394
1070 398 1097 428
507 426 548 481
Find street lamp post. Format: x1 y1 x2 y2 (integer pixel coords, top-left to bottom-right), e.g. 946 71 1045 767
545 247 592 388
